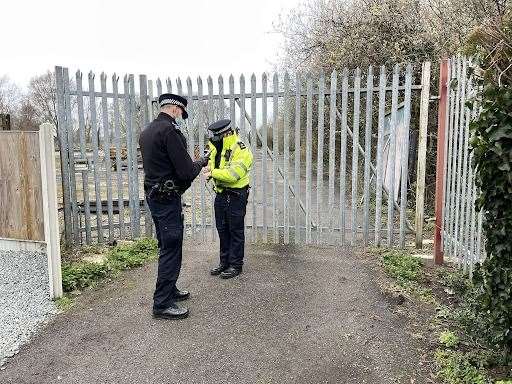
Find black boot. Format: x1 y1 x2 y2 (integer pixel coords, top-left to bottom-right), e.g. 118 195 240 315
152 304 189 320
210 265 229 276
220 267 242 279
173 289 190 302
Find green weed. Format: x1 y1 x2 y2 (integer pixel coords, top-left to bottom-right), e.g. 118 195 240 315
435 349 489 384
440 331 460 348
61 238 158 292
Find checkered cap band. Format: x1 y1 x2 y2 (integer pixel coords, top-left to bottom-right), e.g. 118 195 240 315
159 98 185 109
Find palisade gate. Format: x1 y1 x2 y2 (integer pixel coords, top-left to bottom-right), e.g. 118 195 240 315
435 56 486 274
55 62 432 249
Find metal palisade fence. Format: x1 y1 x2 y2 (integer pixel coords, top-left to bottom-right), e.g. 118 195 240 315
55 63 431 248
440 56 484 274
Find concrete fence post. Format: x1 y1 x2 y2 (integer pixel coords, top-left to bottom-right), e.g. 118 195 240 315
39 123 63 299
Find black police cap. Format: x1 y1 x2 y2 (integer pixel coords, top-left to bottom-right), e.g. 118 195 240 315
207 119 232 135
158 93 188 119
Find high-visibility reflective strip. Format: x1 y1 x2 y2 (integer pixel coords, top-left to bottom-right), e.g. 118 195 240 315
232 161 248 173
228 168 241 180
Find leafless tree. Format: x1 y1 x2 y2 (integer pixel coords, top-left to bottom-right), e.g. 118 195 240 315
28 71 58 127
0 76 22 116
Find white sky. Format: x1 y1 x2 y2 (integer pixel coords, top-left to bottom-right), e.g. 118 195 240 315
2 0 300 88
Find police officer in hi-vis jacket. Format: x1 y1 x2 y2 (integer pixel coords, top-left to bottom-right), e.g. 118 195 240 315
203 119 253 279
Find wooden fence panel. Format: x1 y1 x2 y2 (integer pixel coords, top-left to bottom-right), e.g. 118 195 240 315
0 132 44 241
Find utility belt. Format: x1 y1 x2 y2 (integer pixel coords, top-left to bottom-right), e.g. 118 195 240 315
145 179 184 199
217 185 250 198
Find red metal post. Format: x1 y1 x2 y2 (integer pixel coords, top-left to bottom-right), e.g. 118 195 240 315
434 59 449 265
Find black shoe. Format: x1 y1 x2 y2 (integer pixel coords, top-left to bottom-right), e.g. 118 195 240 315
152 304 189 320
220 267 242 279
210 265 229 276
173 289 190 302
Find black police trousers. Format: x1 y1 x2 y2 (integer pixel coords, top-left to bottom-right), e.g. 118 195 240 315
214 188 249 270
146 194 183 311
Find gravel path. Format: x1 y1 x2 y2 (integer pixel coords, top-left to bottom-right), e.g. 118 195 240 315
0 242 432 383
0 250 57 368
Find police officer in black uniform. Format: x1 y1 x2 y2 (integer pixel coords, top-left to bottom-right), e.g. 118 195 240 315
139 93 209 320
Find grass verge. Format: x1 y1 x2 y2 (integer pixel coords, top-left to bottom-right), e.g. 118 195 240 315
377 248 435 303
61 238 158 293
375 248 512 383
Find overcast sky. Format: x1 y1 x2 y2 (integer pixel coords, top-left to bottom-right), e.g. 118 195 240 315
2 0 300 88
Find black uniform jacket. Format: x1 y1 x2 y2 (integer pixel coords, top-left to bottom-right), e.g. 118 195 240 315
139 112 202 192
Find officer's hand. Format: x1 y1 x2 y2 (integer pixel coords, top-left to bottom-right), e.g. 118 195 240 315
198 154 210 167
203 167 212 179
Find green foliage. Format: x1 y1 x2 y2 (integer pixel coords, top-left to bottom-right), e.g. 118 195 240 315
61 238 158 292
437 268 471 296
380 250 435 303
435 350 489 384
54 295 74 311
440 331 460 348
381 250 423 283
465 10 512 353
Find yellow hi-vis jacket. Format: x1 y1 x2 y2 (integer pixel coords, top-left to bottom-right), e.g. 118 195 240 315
207 132 253 193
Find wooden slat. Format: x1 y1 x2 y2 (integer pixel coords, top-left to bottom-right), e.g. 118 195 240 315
374 66 386 246
101 73 115 242
55 67 72 243
63 68 80 244
294 73 301 244
362 66 374 245
328 70 337 243
250 74 258 243
350 68 361 245
88 72 104 242
316 72 325 245
305 74 313 244
139 74 153 237
75 70 92 243
112 74 125 239
339 68 349 245
414 62 431 248
261 73 268 243
399 64 413 248
197 76 206 241
283 72 291 244
386 65 400 246
272 73 279 243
